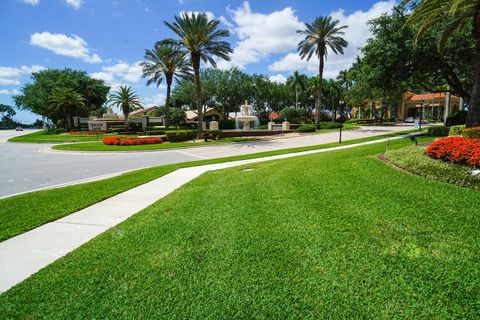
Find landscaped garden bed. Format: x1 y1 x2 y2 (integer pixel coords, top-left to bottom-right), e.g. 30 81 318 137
103 136 163 146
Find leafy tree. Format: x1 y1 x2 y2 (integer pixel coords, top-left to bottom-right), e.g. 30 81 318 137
48 88 85 130
169 108 187 128
287 71 308 109
403 0 480 126
161 12 233 133
0 104 16 128
297 16 348 126
13 69 109 124
108 86 142 130
141 43 192 128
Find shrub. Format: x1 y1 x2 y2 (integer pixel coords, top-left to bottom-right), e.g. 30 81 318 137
46 128 66 134
165 130 196 142
462 127 480 139
426 136 480 167
319 121 341 129
219 119 235 130
102 136 162 146
69 131 107 135
445 110 467 127
448 125 466 136
427 126 449 136
146 129 165 136
295 124 316 132
279 107 298 123
200 130 222 141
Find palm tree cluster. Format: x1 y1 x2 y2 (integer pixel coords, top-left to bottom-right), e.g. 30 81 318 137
142 12 233 133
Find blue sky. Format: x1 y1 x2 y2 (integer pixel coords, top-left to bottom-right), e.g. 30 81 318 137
0 0 396 122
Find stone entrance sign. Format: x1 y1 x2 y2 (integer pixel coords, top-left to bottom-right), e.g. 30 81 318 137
88 121 107 131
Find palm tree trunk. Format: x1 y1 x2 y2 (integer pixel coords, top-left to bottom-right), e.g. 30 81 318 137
316 54 324 127
165 76 172 130
192 53 203 134
467 2 480 127
295 88 298 109
123 105 129 131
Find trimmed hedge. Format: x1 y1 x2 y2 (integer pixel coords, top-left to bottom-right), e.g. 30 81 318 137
462 127 480 139
320 121 342 129
200 130 222 141
296 124 316 132
448 125 466 136
427 126 449 136
165 130 197 142
219 119 235 130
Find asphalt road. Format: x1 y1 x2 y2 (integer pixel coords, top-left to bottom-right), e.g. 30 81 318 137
0 125 415 198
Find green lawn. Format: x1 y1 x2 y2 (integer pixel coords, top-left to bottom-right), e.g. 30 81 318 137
0 130 419 242
8 130 117 143
1 136 478 318
52 137 260 151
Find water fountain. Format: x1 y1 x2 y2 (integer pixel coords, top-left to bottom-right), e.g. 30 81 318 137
235 100 259 130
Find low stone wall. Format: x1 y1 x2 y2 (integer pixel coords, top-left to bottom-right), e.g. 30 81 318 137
221 130 293 137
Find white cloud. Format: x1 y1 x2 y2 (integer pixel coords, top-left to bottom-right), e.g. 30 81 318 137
218 1 304 69
0 89 20 95
65 0 83 10
22 0 39 5
0 65 45 85
268 1 395 78
91 61 144 85
268 74 287 84
144 93 166 105
30 32 102 64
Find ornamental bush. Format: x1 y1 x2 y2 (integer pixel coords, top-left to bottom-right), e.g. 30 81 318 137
448 125 466 136
165 130 196 142
426 136 480 168
427 126 449 136
102 136 162 146
319 121 342 129
295 124 316 132
462 127 480 139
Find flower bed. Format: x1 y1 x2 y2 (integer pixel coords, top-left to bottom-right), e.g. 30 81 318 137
69 131 107 135
103 136 162 146
426 136 480 168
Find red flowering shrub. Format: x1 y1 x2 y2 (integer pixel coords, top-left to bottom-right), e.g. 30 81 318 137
102 136 162 146
462 127 480 139
426 136 480 168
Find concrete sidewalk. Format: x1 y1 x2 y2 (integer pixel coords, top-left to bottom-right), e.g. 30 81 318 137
0 134 413 293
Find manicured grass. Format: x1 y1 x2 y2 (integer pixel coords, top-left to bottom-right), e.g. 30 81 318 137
1 136 479 318
8 130 116 143
0 130 419 242
52 137 260 151
302 122 359 134
384 144 480 189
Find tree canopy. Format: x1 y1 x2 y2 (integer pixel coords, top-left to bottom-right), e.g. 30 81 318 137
13 69 110 124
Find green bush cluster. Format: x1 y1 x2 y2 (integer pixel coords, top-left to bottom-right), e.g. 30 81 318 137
46 128 66 135
165 130 197 142
449 125 466 136
427 126 450 136
462 127 480 139
319 121 342 129
295 124 316 132
445 110 467 127
219 119 235 130
200 130 222 141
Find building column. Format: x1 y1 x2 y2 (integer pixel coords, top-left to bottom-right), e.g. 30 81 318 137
459 97 465 110
444 90 451 122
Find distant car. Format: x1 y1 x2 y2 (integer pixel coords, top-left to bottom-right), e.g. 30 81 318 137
15 127 23 131
404 117 415 123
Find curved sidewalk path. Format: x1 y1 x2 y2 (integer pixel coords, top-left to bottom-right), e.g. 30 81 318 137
0 133 417 293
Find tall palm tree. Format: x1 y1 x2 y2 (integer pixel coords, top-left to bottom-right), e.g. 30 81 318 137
337 69 351 90
287 71 308 109
108 86 142 131
140 43 192 129
297 16 348 127
48 87 85 131
404 0 480 127
160 12 233 133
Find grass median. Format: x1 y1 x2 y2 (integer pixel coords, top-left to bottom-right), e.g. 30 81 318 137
8 130 116 143
0 129 422 242
1 134 478 318
52 137 260 151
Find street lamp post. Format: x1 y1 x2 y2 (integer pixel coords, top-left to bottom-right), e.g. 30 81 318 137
419 99 424 131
